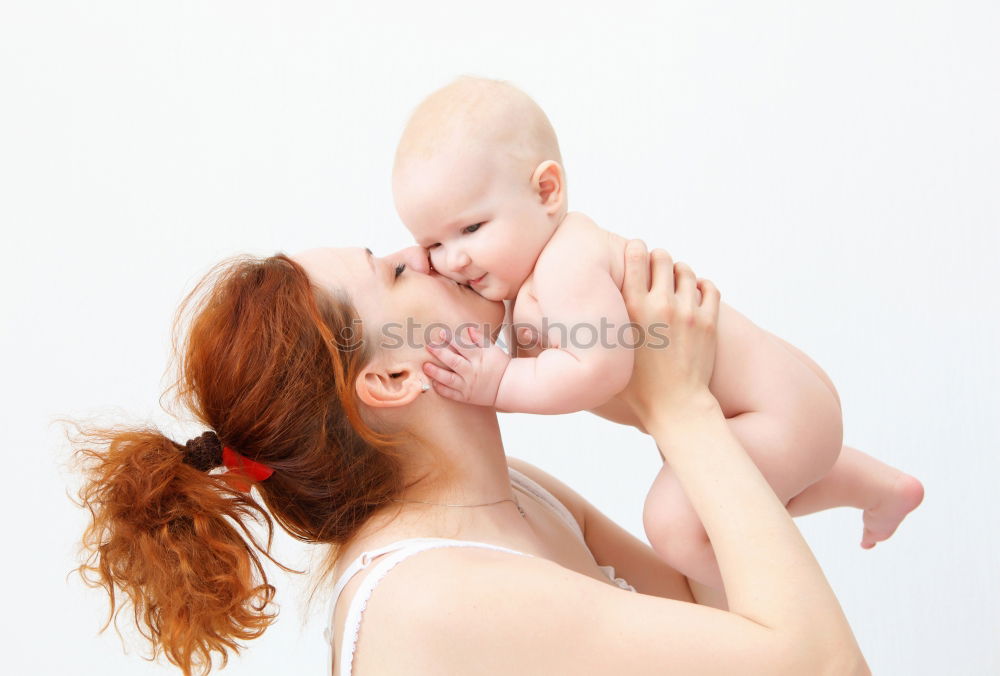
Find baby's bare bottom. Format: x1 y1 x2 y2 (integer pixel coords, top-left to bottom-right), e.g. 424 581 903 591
644 330 924 590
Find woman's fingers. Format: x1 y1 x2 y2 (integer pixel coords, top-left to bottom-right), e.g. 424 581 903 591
622 239 650 312
696 277 718 305
649 248 675 296
696 277 721 323
673 261 697 310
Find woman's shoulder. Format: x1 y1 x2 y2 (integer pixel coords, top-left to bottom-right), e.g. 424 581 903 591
350 536 602 670
352 521 753 676
506 456 587 535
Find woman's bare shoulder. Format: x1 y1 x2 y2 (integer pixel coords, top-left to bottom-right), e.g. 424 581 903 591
506 456 701 604
506 456 587 531
357 527 798 675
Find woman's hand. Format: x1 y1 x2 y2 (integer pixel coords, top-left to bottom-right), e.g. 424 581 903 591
617 240 722 427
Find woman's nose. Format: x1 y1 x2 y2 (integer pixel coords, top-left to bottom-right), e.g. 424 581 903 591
385 245 432 274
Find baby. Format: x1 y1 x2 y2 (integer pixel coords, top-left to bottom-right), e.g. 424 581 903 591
392 76 924 590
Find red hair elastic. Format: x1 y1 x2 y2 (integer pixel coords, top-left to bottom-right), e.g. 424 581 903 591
222 446 274 492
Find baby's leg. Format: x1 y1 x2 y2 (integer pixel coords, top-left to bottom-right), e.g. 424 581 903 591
761 328 842 411
644 409 841 590
786 445 924 548
643 461 725 589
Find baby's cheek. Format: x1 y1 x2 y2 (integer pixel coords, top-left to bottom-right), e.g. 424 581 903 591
429 249 455 278
426 248 441 270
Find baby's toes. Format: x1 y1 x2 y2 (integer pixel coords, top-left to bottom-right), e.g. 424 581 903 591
860 473 925 549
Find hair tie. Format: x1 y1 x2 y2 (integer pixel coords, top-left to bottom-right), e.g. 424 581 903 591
182 431 274 492
183 431 223 472
221 445 275 492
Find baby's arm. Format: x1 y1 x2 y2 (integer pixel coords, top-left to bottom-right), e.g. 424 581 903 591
425 239 633 414
494 247 634 413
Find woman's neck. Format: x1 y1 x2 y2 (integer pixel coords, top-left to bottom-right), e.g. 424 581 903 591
361 402 529 541
402 403 512 503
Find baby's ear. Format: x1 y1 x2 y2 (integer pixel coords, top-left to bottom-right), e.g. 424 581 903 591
530 161 565 214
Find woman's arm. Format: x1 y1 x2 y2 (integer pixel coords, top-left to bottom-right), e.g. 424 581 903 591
508 456 729 609
406 242 867 675
506 456 695 603
616 242 864 654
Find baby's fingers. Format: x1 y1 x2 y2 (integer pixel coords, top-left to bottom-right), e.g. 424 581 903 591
425 336 469 373
428 376 465 401
423 361 464 391
452 325 487 353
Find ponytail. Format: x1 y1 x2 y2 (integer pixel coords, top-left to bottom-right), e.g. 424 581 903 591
70 252 417 674
73 426 291 676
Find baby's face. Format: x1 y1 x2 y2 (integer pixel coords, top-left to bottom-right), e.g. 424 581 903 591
393 146 555 302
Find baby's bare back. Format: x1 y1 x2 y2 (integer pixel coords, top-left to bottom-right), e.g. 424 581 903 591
515 213 843 474
511 212 628 331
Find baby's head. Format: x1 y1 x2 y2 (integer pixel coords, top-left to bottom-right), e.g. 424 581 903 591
392 76 567 301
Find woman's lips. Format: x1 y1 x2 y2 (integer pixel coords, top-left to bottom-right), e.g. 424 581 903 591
429 269 462 289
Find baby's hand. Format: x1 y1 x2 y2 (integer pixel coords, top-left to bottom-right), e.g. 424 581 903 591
423 326 511 406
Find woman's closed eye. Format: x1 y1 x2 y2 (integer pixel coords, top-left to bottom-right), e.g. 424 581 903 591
394 262 406 278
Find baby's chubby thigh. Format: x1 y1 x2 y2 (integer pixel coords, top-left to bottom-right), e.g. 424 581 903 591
708 307 844 503
642 461 723 588
724 408 842 507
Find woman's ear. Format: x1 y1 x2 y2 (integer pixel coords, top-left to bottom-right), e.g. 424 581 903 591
530 161 566 215
355 361 426 408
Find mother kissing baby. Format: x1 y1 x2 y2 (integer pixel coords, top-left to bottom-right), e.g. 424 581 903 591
392 76 923 591
71 82 882 676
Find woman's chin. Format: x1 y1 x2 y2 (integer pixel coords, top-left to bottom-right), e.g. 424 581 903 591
472 283 507 303
460 296 505 334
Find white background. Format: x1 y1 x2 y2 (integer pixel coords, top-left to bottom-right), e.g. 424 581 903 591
2 1 997 674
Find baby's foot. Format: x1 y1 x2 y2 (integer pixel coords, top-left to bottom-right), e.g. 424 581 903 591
861 472 925 549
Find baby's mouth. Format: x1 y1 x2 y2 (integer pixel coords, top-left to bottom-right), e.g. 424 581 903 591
469 273 486 288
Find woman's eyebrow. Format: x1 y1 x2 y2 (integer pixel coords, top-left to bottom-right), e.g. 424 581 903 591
364 247 392 284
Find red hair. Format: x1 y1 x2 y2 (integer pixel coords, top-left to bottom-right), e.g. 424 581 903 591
71 253 429 675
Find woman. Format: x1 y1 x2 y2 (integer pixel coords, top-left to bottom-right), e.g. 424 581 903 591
73 240 867 675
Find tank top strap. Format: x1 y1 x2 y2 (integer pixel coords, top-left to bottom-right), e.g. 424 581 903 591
508 466 586 543
326 537 535 676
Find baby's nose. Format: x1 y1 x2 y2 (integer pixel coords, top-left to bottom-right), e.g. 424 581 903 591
448 249 470 271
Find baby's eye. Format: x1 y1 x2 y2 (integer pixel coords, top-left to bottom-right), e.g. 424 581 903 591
427 243 441 249
394 262 406 278
463 223 483 234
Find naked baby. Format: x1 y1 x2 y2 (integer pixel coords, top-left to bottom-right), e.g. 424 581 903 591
394 76 924 590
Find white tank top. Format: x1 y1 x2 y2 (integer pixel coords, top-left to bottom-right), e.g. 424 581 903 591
323 466 636 675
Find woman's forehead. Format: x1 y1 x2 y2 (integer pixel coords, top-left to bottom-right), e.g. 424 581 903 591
293 247 371 290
